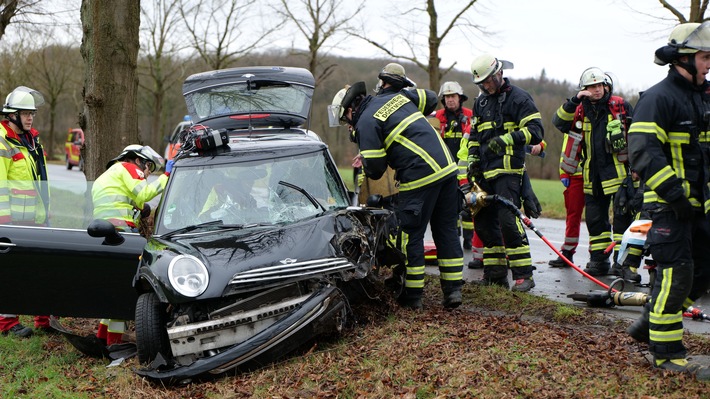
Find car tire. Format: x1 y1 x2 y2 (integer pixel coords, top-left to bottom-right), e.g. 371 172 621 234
135 292 172 365
66 155 73 170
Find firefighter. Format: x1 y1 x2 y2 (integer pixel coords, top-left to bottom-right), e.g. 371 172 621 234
626 22 710 379
328 66 463 310
552 67 633 277
92 144 173 346
548 135 585 267
466 54 544 292
434 81 478 253
0 86 51 338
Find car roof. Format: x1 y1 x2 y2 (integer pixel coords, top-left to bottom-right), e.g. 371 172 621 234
175 133 328 167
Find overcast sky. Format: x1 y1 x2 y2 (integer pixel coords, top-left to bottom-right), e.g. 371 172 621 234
332 0 686 94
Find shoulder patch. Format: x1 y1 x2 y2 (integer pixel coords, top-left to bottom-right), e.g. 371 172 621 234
374 94 410 122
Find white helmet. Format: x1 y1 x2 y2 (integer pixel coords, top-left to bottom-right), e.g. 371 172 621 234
470 54 513 84
327 81 366 127
438 81 468 105
2 86 45 113
577 67 609 89
107 145 165 171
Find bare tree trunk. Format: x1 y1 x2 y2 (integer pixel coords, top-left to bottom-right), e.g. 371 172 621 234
80 0 140 180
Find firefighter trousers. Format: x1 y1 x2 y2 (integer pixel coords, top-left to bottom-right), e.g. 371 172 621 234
398 176 463 298
647 208 710 360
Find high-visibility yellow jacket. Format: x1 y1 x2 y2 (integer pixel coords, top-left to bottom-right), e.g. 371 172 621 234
0 120 49 225
92 161 168 230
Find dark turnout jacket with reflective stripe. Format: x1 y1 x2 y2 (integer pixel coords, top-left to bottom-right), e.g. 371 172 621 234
628 67 710 213
354 87 457 191
468 78 544 180
552 92 632 196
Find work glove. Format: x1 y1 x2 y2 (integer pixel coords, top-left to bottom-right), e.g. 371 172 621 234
165 159 175 175
467 154 482 182
521 172 542 218
669 196 694 221
606 119 626 153
560 177 570 188
487 134 513 155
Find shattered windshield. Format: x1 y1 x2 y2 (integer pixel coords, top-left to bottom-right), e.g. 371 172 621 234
185 81 312 121
156 150 349 235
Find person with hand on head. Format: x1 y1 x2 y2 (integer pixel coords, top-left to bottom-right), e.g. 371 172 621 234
626 22 710 379
329 63 464 310
0 86 52 338
466 54 544 292
92 144 172 346
552 67 633 278
548 134 585 268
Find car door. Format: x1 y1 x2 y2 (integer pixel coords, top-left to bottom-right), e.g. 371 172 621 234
0 224 145 320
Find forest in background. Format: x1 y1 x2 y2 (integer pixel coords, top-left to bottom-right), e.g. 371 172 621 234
9 45 638 180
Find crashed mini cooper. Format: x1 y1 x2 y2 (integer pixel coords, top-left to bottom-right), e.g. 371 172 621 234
0 66 403 383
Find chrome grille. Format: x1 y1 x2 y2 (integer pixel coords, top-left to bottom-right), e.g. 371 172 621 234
229 257 354 285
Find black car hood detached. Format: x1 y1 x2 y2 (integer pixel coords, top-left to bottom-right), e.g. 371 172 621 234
143 209 378 302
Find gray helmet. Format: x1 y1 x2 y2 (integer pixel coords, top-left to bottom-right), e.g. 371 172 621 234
377 62 415 89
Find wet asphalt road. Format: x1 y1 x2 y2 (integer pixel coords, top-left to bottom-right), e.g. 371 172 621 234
425 216 710 337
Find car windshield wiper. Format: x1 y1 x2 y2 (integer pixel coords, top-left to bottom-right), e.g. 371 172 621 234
278 180 326 212
160 220 227 239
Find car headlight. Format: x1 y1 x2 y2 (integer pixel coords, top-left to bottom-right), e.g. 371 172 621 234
168 255 209 297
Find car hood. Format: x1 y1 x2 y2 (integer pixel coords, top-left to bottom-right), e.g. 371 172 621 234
142 211 368 301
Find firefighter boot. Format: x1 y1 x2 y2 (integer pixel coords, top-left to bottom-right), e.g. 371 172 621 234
398 289 423 310
467 258 483 269
584 260 610 276
626 304 650 343
2 324 33 338
621 265 642 283
654 358 710 381
512 277 535 292
548 250 573 268
441 282 462 309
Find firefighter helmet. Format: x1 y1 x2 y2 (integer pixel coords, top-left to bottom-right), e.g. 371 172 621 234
108 145 165 172
655 22 710 65
438 81 468 103
2 86 45 113
327 82 367 127
377 63 415 89
577 67 609 89
470 54 513 84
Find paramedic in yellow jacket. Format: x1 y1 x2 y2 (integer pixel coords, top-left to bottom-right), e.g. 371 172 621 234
92 144 173 346
0 86 52 338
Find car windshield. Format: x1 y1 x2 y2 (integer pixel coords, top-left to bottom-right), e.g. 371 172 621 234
155 150 349 235
185 81 312 121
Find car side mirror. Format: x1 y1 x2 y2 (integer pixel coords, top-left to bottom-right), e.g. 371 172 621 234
87 219 125 246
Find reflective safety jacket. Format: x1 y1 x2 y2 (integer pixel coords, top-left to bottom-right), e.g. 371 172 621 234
467 78 544 181
628 67 710 213
553 92 632 196
558 134 583 179
92 161 168 230
354 87 457 192
0 120 49 225
435 106 473 157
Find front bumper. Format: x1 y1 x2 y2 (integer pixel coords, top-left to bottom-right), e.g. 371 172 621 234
134 285 345 383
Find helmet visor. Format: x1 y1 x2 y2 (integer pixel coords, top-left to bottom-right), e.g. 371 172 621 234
327 104 344 127
684 21 710 51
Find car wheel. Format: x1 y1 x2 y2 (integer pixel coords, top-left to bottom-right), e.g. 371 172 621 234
66 155 73 170
135 292 172 364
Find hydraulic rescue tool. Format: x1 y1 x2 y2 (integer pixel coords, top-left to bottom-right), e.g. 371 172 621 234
463 184 673 310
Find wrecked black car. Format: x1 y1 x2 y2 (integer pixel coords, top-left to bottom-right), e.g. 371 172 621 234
130 66 403 382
